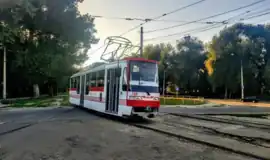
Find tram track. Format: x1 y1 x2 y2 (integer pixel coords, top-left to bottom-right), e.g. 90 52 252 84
130 122 269 160
168 113 270 130
67 107 270 159
162 120 270 148
125 114 270 160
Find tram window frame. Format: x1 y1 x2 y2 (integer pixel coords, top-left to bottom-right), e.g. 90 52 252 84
97 70 105 87
76 76 80 94
122 67 128 91
74 78 76 88
70 78 73 88
90 72 97 87
72 78 77 89
85 73 90 94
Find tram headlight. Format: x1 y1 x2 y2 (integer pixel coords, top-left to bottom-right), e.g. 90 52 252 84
146 106 151 111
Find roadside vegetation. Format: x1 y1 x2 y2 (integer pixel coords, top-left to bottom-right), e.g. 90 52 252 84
1 0 270 103
1 94 70 108
131 23 270 100
0 0 96 99
160 98 205 105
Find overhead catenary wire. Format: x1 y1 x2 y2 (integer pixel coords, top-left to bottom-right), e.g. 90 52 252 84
119 0 207 36
144 24 219 42
144 0 267 33
91 14 226 24
109 10 251 47
144 10 253 42
88 0 207 56
88 0 268 56
244 7 270 17
145 10 270 43
242 10 270 21
143 25 224 44
190 11 270 36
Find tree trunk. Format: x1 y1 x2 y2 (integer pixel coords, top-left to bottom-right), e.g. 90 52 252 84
49 86 53 97
33 84 40 98
260 85 265 95
224 86 228 99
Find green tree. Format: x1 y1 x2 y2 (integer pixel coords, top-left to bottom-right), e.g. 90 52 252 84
143 43 173 62
142 43 173 93
0 0 97 98
90 62 106 68
166 36 208 94
207 23 270 98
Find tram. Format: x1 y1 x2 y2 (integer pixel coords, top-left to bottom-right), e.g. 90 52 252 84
69 58 160 118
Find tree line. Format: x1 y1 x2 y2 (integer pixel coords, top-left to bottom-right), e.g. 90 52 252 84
1 0 270 100
135 23 270 99
0 0 97 98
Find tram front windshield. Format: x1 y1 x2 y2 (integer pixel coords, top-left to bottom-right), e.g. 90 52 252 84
130 61 158 83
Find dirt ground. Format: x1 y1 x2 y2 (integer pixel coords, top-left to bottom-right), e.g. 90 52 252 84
0 108 256 160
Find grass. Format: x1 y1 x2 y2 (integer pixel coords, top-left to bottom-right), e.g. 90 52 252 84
5 95 205 107
160 97 205 105
9 94 70 108
60 95 70 106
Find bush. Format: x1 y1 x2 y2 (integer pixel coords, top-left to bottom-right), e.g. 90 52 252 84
1 99 13 104
160 98 205 105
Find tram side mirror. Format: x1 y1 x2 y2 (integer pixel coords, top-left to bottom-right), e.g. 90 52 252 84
116 68 121 77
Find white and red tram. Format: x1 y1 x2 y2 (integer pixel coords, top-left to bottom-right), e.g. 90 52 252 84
69 58 160 118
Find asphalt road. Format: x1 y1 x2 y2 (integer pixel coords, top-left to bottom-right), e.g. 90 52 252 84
160 105 270 115
0 107 256 160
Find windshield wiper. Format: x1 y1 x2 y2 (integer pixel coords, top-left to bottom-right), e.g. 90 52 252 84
138 72 150 96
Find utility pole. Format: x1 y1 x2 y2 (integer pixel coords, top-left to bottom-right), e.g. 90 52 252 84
162 68 166 105
240 59 244 100
140 27 143 57
3 46 6 99
162 70 166 96
238 34 248 100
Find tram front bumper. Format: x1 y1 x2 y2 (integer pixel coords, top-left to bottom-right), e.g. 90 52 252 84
131 107 158 118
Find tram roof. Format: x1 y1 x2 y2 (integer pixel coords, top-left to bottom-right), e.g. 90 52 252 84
71 63 106 78
71 59 124 78
70 58 158 78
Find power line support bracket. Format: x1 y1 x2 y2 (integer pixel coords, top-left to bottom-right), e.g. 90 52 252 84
100 36 140 62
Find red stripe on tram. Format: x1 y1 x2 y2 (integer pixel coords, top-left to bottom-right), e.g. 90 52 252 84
89 87 104 92
126 100 160 107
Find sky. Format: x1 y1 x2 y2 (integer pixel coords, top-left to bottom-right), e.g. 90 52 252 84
78 0 270 66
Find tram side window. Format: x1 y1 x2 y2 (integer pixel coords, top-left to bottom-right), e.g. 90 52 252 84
70 78 73 88
122 67 128 91
72 78 77 89
91 72 97 88
85 73 90 94
76 77 80 94
97 70 105 87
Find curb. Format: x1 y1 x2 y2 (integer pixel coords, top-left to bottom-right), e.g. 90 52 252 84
0 105 9 109
0 106 70 112
161 103 227 108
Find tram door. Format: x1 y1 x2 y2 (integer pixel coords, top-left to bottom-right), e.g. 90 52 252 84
80 75 85 106
106 68 121 113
